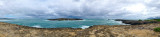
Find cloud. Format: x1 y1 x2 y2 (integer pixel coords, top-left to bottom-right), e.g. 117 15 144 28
0 0 160 19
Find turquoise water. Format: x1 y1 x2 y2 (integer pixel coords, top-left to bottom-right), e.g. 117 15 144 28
0 19 125 29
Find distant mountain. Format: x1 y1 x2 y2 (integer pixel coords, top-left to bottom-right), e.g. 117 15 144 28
148 17 160 19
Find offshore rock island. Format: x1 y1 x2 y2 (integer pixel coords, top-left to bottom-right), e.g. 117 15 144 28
48 18 83 21
0 19 160 37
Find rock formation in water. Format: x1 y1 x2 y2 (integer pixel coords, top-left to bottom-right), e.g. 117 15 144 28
48 18 83 21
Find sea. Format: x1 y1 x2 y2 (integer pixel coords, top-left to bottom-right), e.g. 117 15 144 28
0 19 126 29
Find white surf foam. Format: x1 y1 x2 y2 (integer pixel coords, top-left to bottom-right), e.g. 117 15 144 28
32 25 41 28
116 21 130 25
44 20 49 21
81 25 90 29
0 20 10 21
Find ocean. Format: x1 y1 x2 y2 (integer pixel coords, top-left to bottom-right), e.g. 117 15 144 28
0 19 126 29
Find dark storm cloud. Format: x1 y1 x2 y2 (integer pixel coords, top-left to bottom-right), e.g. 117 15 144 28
0 0 160 19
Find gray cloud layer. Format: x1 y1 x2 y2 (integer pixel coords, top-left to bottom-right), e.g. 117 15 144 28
0 0 160 19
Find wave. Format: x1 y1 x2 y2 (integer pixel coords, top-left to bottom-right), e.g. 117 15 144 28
115 20 130 25
44 20 49 21
32 25 41 28
0 20 10 21
81 25 90 29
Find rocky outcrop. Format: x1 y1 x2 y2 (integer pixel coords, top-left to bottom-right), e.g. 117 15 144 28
0 22 160 37
115 19 159 25
48 18 83 21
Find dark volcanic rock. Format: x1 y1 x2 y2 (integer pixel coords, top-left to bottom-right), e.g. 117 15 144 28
115 19 159 25
48 18 83 21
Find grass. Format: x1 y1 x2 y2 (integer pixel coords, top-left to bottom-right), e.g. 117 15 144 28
154 27 160 32
145 19 160 21
154 19 160 21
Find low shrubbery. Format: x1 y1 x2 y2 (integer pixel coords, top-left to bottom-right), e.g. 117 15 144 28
145 19 160 22
154 19 160 21
154 27 160 32
138 19 142 21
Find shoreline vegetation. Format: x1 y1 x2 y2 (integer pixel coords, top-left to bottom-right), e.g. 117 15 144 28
0 19 160 37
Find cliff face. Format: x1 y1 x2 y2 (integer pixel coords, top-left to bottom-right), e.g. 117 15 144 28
0 22 160 37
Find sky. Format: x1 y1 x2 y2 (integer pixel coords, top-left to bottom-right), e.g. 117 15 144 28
0 0 160 19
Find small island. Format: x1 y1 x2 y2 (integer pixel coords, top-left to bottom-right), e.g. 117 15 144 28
48 18 83 21
0 18 13 20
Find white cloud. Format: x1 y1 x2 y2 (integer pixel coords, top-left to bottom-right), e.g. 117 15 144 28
123 3 146 12
0 0 160 19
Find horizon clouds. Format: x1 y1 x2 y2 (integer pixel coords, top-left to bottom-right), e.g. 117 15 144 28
0 0 160 19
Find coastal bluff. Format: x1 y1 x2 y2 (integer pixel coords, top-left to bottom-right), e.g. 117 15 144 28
0 22 160 37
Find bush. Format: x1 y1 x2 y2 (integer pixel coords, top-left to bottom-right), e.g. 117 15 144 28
138 19 142 21
154 27 160 32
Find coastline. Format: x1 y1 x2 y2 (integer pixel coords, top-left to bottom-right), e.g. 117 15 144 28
0 22 160 37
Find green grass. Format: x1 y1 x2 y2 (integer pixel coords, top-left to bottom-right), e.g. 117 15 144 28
154 19 160 21
154 27 160 32
145 19 160 21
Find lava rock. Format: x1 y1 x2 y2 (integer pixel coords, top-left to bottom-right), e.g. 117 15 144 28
115 19 159 25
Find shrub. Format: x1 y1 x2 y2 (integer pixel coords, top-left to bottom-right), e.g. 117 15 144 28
154 27 160 32
138 19 142 21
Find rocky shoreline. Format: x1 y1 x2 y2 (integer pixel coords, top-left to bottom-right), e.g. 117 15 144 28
0 22 160 37
115 19 160 25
